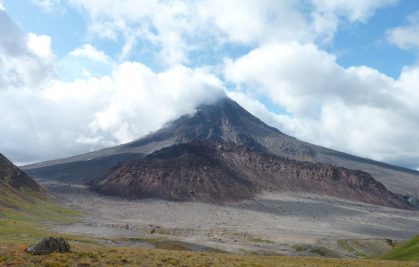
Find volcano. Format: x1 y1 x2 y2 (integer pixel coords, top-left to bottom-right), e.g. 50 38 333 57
23 98 419 208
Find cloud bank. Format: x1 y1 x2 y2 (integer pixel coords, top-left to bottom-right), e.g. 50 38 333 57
225 42 419 167
2 1 419 171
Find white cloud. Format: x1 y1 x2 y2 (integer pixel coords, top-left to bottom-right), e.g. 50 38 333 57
69 44 110 64
69 0 194 65
225 42 397 116
312 0 398 22
387 11 419 50
27 33 54 60
311 0 398 43
67 0 395 67
1 2 418 171
58 44 115 80
197 0 309 44
0 10 55 90
0 8 225 163
0 61 225 163
82 62 225 144
225 42 419 167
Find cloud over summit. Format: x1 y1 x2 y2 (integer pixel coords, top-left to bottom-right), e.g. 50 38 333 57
1 0 419 170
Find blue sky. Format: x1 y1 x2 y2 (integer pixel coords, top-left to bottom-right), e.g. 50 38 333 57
4 0 417 79
330 0 418 78
1 0 419 170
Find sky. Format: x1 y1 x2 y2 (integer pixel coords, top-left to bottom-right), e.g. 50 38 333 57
1 0 419 170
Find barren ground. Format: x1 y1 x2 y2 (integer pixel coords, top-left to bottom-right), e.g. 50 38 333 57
41 180 419 257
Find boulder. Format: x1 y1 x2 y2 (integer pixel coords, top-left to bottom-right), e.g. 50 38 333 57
27 237 70 255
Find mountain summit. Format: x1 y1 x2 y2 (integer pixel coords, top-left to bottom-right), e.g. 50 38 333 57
24 98 419 206
123 98 315 160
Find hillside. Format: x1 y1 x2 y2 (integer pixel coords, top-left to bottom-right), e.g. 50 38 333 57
0 152 81 248
380 236 419 261
92 141 409 209
0 153 45 209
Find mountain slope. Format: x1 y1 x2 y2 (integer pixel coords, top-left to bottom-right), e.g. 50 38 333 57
0 153 81 251
0 153 45 209
92 141 409 209
23 98 419 196
92 142 256 202
0 153 41 190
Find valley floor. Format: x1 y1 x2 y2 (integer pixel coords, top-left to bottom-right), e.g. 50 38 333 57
42 180 419 258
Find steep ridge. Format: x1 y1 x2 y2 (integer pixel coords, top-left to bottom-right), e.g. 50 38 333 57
24 97 419 196
0 153 45 208
91 141 409 209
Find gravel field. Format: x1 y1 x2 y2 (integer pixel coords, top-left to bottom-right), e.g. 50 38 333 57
42 180 419 256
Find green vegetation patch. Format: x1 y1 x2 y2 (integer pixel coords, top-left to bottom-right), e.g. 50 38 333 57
379 236 419 262
338 240 366 258
0 186 82 244
228 232 275 244
292 244 307 252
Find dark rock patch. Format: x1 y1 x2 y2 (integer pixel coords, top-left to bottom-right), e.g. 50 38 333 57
27 237 70 255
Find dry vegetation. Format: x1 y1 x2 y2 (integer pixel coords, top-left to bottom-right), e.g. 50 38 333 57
2 241 419 267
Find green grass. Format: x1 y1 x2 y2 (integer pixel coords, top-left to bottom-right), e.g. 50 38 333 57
0 182 82 244
292 244 306 252
338 240 356 253
338 240 367 258
379 236 419 261
228 232 275 244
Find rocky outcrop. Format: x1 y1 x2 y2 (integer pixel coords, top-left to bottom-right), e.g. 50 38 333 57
26 237 70 255
92 141 410 209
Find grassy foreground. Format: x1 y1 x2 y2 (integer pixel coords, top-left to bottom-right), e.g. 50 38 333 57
379 236 419 262
1 241 419 267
